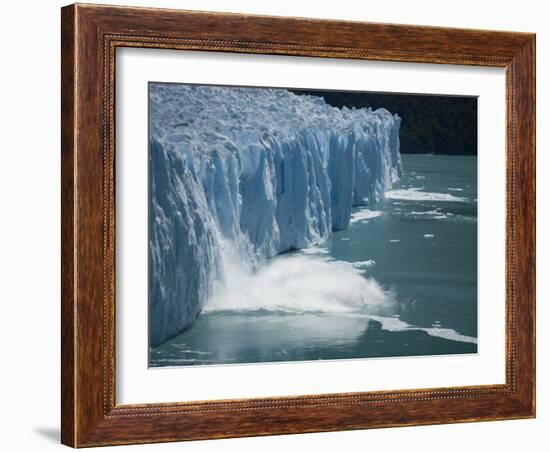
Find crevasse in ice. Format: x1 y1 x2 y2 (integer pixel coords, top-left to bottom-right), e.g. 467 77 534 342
149 84 401 346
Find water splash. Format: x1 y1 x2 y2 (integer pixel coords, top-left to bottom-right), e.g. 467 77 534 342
205 251 396 315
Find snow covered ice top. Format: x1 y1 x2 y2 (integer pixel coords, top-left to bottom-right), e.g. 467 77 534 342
149 83 402 346
150 84 399 158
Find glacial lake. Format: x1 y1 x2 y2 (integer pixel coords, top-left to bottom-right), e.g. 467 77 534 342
150 154 477 367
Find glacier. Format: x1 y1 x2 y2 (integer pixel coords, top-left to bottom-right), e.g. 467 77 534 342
149 83 402 347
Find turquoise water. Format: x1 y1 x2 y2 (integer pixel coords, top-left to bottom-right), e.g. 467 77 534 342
150 155 477 367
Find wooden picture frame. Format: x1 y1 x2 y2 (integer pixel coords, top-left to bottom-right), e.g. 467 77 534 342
61 3 536 447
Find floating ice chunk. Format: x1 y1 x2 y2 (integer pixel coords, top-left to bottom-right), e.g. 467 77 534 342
366 315 477 344
350 209 383 223
385 187 467 202
352 260 376 269
424 327 477 344
410 209 440 215
409 208 448 220
300 247 330 255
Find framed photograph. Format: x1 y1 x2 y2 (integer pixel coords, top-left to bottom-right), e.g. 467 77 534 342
61 3 536 447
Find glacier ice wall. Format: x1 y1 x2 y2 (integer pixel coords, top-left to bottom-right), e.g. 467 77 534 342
149 84 401 346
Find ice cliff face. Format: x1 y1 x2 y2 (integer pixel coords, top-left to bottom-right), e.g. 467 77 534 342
149 84 401 346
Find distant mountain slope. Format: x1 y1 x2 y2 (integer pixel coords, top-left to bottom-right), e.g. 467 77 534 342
291 90 477 155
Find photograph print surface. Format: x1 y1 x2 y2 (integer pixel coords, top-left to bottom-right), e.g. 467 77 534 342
148 82 478 367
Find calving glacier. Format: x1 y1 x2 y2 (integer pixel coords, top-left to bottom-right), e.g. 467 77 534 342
149 83 402 347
